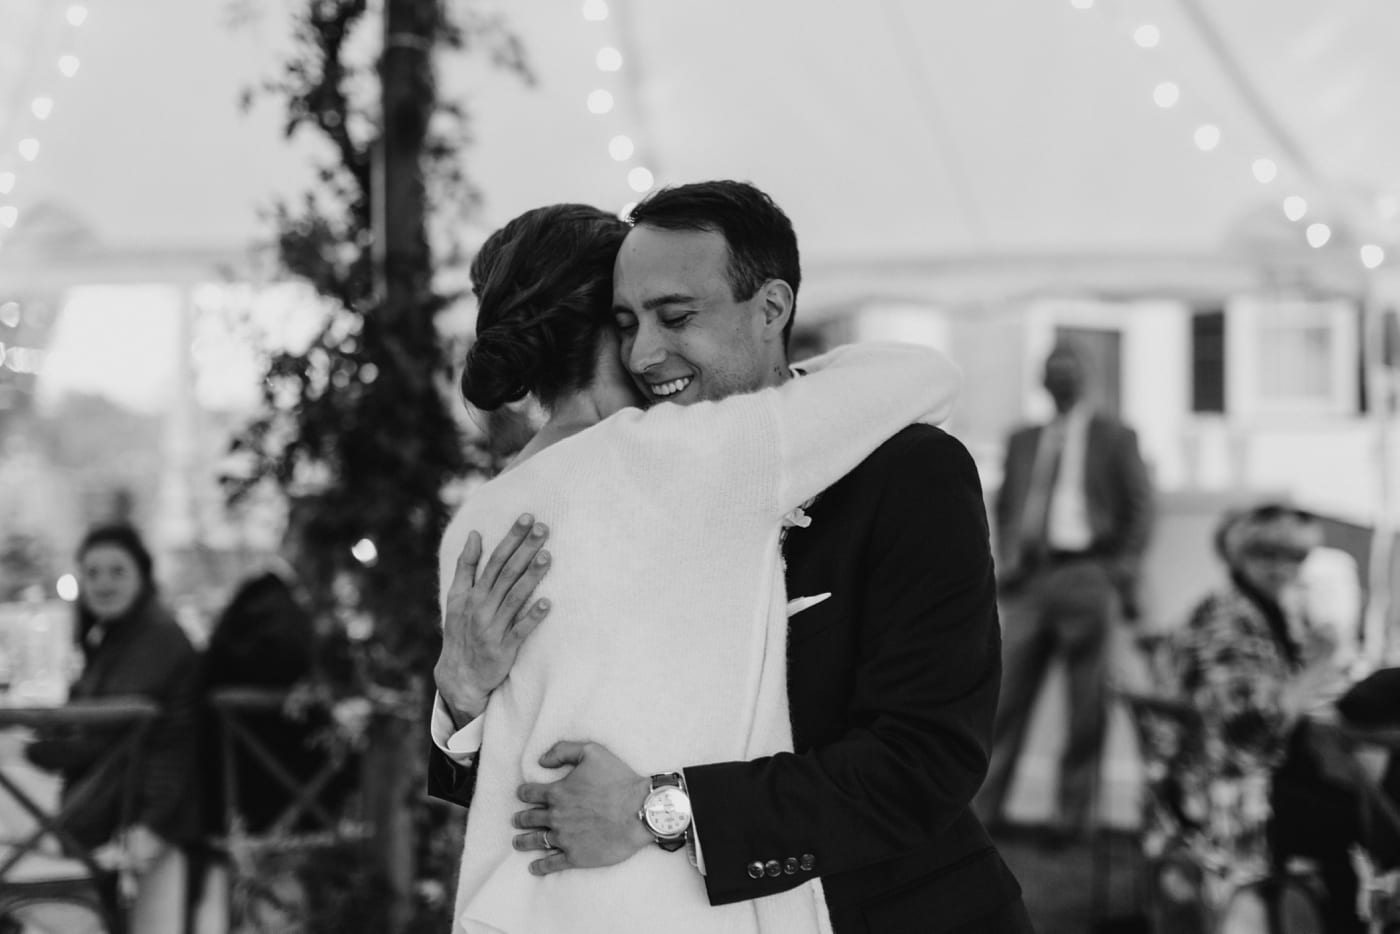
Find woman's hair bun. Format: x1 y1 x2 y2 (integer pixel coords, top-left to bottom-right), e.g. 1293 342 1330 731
461 204 628 411
460 324 532 411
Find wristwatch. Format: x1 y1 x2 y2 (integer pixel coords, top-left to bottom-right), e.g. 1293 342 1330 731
637 772 691 852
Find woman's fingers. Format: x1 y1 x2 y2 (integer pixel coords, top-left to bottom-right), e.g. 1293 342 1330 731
477 514 537 593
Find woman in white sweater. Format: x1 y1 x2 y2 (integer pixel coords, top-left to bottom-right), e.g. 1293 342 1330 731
435 203 961 934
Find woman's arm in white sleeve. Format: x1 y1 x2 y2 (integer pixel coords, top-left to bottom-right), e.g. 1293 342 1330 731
771 341 961 511
624 341 959 518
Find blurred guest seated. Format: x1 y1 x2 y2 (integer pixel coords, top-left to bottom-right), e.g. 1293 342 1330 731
200 556 358 832
1158 502 1372 931
201 558 321 836
1332 666 1400 871
23 523 200 934
191 556 360 934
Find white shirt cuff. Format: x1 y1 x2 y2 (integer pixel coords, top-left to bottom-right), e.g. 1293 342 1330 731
682 769 706 875
431 693 485 764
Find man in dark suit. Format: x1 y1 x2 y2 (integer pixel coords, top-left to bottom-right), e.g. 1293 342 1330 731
975 342 1153 842
429 181 1032 932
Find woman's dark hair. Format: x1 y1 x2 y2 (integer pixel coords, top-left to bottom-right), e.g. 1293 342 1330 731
626 180 801 346
74 523 157 646
461 204 629 411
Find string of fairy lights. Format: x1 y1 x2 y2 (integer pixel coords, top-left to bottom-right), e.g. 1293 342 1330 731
0 3 89 379
579 0 655 217
0 3 89 255
1068 0 1392 270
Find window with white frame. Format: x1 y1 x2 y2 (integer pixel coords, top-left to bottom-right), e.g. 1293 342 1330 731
1225 296 1358 416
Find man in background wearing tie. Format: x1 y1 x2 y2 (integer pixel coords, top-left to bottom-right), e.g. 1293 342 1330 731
976 340 1153 844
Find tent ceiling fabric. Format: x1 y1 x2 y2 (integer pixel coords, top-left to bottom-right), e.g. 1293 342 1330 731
1 0 1397 266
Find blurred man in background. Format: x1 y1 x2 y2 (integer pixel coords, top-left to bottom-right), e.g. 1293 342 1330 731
978 340 1153 843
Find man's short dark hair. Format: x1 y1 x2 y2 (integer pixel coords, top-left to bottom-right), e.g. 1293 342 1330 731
627 180 801 346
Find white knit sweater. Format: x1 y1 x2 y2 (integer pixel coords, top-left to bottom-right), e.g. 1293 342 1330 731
438 342 961 934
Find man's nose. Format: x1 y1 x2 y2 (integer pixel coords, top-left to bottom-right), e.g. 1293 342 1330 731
627 322 666 374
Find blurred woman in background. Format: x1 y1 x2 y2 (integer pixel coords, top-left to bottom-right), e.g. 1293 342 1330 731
25 523 200 933
1164 503 1359 930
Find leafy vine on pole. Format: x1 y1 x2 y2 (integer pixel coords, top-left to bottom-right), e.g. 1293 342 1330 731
223 1 530 928
226 0 529 694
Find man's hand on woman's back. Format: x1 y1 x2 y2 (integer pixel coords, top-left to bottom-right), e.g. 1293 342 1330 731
435 514 553 726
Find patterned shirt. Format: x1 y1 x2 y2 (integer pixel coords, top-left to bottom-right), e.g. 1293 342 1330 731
1138 584 1301 902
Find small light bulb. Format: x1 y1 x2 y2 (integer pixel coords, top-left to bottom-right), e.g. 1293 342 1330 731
609 135 635 161
0 172 14 195
587 89 614 114
1133 25 1160 48
1361 244 1385 269
1378 195 1400 221
1193 124 1221 152
0 206 18 229
1305 223 1331 248
619 201 638 220
582 0 609 21
1283 196 1308 222
18 139 39 162
627 167 654 193
596 47 623 71
58 55 80 77
1153 81 1180 108
351 538 379 565
1069 0 1094 9
57 574 79 602
31 96 54 120
66 5 88 26
1251 158 1277 184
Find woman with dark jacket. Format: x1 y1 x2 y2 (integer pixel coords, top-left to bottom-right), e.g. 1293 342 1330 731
26 523 200 932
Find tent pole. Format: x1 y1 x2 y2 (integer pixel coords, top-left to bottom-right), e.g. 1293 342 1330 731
1362 281 1395 669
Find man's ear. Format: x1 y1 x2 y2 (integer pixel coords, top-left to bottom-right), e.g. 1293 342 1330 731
758 279 794 338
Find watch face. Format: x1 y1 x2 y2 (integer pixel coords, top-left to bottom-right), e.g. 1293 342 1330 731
644 786 692 837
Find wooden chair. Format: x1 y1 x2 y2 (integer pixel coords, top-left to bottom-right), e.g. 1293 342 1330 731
204 687 368 932
0 698 159 934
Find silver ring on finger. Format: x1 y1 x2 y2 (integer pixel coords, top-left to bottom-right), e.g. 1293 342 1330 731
542 829 557 851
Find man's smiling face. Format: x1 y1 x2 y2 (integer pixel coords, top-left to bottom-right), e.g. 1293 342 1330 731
612 224 781 406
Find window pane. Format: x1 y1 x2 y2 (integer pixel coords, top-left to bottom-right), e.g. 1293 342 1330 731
1191 310 1226 413
1258 320 1331 401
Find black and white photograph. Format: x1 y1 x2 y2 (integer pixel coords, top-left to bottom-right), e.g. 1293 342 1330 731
1 2 1399 931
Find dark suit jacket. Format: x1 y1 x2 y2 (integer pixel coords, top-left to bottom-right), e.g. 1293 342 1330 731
996 412 1153 612
428 426 1025 933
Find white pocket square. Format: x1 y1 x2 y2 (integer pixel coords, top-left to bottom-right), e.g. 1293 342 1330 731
787 593 832 618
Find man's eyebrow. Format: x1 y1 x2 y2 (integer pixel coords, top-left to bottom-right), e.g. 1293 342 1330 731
641 293 697 311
